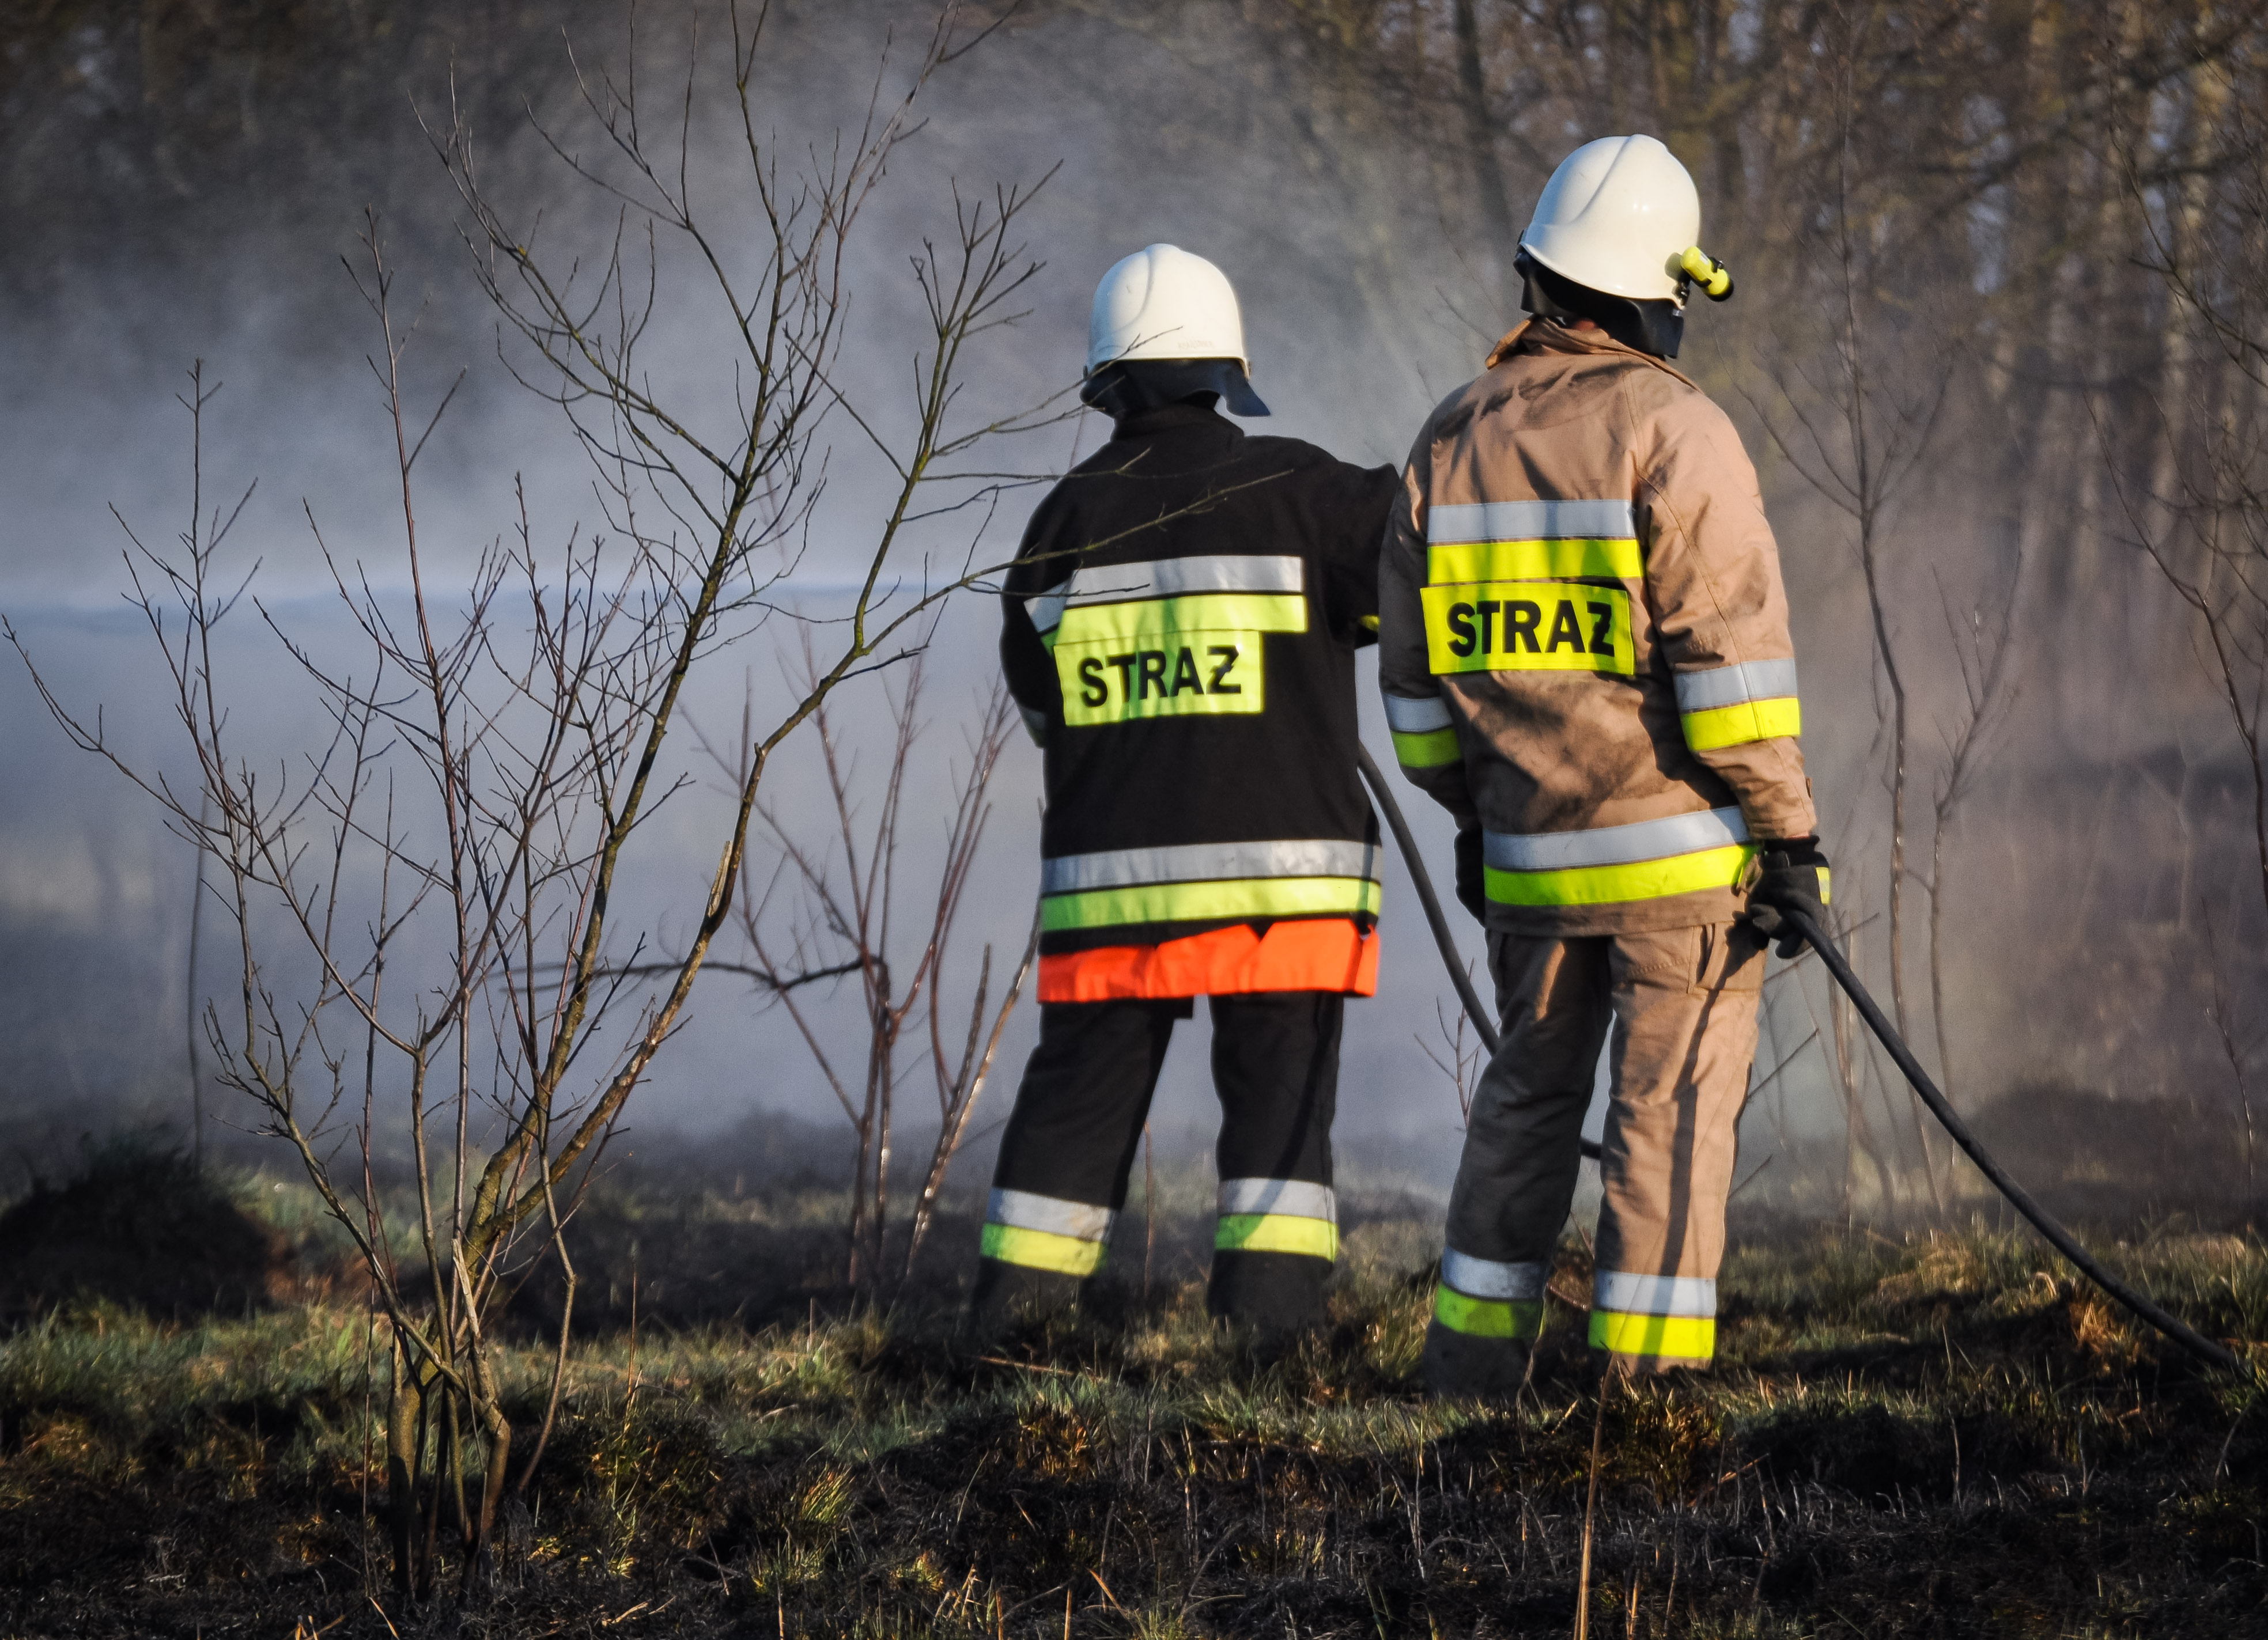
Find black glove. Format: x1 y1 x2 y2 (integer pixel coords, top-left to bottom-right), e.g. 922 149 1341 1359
1745 838 1830 959
1453 825 1485 921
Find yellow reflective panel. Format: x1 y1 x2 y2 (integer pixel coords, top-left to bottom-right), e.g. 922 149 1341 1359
1428 537 1643 584
1390 727 1462 769
1587 1309 1715 1361
1420 585 1636 677
980 1222 1106 1275
1055 630 1263 725
1215 1214 1339 1260
1050 592 1307 648
1432 1286 1545 1340
1681 697 1802 752
1485 844 1755 907
1040 876 1382 933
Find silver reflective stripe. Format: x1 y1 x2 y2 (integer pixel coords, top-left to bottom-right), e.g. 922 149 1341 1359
1594 1271 1717 1316
1485 806 1749 873
1674 659 1801 713
1025 554 1305 634
1041 838 1381 895
1018 704 1049 747
988 1188 1114 1243
1427 499 1636 544
1441 1249 1547 1301
1382 691 1454 733
1218 1178 1336 1220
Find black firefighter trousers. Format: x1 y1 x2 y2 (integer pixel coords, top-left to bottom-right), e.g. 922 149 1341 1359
971 991 1343 1331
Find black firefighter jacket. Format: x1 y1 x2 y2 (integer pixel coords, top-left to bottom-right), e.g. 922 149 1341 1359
1000 403 1400 992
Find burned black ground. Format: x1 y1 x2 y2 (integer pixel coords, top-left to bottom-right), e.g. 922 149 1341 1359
0 1164 2262 1639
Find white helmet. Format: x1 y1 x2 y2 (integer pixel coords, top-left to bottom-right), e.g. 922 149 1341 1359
1082 244 1270 416
1519 135 1708 304
1086 243 1249 372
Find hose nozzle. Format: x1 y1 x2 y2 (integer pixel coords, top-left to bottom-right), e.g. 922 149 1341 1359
1679 245 1735 302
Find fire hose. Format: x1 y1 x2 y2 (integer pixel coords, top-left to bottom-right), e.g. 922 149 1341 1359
1355 743 2257 1383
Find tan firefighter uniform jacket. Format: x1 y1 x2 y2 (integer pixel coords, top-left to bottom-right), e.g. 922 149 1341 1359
1378 319 1815 933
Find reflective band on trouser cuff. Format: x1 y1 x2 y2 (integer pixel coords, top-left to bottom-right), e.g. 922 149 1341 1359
1216 1215 1339 1258
1383 691 1460 769
1682 697 1800 751
1441 1249 1545 1300
1484 807 1754 908
1215 1177 1337 1260
1589 1311 1717 1361
1041 874 1382 933
1434 1287 1544 1339
1589 1271 1718 1362
1025 554 1304 637
982 1188 1113 1275
1433 1249 1547 1339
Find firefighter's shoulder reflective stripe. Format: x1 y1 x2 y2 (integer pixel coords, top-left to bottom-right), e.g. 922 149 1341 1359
1428 500 1635 544
1432 1249 1547 1339
1026 555 1304 637
1483 806 1756 907
1675 658 1802 751
1040 838 1384 934
1215 1176 1338 1260
1588 1270 1717 1362
1420 586 1634 677
981 1187 1113 1276
1383 691 1460 769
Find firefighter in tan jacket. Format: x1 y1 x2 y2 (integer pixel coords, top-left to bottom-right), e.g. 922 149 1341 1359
1378 135 1830 1389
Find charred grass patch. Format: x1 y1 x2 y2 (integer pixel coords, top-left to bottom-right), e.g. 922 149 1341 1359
0 1202 2263 1637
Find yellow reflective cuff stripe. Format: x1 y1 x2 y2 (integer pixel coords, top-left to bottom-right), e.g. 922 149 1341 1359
1215 1214 1339 1259
1041 875 1382 931
1047 592 1307 649
1428 537 1643 583
1681 697 1802 752
1390 727 1462 768
1819 866 1831 906
1486 844 1756 907
1420 585 1635 677
1432 1287 1545 1340
1588 1310 1716 1361
981 1222 1106 1276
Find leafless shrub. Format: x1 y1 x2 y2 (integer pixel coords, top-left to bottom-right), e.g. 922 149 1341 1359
733 660 1035 1294
6 3 1056 1597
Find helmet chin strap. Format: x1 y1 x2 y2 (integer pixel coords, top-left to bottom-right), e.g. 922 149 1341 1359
1515 249 1686 359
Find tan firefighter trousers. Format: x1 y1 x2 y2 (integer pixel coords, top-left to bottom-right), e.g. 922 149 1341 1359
1426 922 1763 1385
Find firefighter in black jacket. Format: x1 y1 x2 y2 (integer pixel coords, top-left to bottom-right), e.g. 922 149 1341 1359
978 244 1400 1333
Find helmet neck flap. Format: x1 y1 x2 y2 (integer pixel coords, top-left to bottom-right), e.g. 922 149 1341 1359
1517 249 1685 360
1080 357 1271 420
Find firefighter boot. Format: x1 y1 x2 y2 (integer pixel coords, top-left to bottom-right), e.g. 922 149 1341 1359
1419 1321 1530 1401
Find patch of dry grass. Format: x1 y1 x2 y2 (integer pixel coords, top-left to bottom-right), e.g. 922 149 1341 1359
1 1170 2263 1637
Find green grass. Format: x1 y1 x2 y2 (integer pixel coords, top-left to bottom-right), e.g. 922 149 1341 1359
1 1184 2263 1638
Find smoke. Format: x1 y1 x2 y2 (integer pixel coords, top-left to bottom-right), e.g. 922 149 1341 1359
1 1 2261 1224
